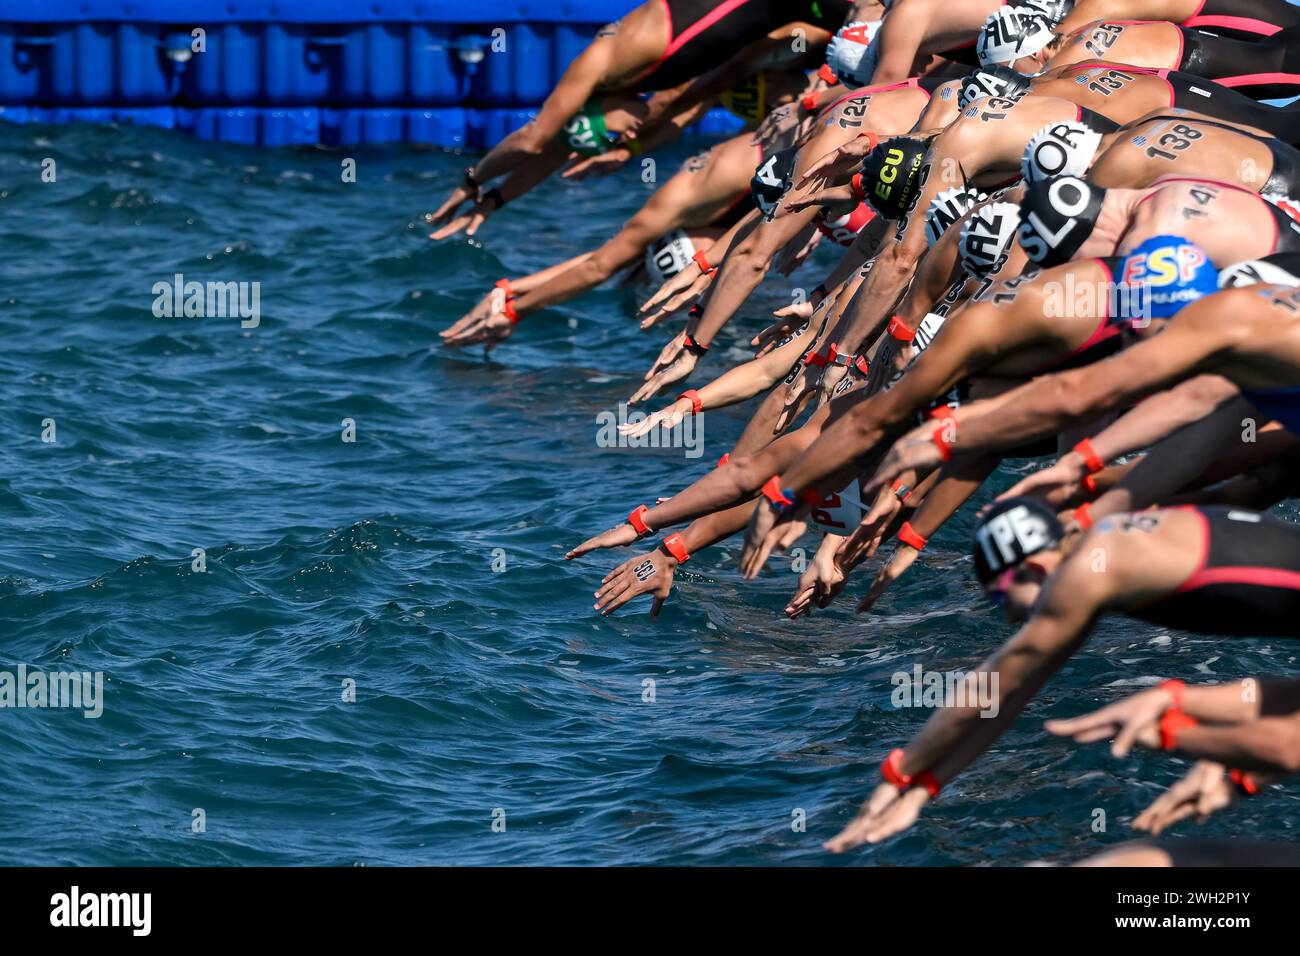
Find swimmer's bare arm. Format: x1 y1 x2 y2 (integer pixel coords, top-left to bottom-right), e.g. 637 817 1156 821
566 404 835 558
1000 374 1241 505
638 208 760 326
827 543 1119 851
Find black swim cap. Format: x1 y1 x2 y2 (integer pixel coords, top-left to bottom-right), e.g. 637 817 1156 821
972 497 1064 585
1017 175 1106 265
860 136 928 219
751 146 799 220
958 65 1032 109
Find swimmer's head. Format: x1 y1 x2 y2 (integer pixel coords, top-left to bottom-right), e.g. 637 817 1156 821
977 7 1055 76
1017 175 1105 266
644 229 698 285
1116 235 1218 326
973 497 1065 622
926 187 982 248
1219 252 1300 289
959 201 1021 278
751 145 800 220
958 65 1033 110
1021 121 1102 184
859 135 929 219
556 96 647 157
826 21 883 86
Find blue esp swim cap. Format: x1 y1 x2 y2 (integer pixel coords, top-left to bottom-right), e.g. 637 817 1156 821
1116 235 1218 322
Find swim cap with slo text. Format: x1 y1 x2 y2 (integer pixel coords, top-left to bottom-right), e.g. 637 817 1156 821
1017 175 1105 265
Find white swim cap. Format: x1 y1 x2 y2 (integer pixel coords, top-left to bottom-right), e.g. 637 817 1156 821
960 201 1021 277
977 7 1054 69
825 21 883 86
1021 121 1102 183
645 229 697 284
925 187 981 248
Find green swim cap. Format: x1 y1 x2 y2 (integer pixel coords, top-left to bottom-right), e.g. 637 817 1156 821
558 100 612 157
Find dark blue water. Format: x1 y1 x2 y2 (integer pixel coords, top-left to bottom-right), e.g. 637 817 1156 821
0 120 1295 866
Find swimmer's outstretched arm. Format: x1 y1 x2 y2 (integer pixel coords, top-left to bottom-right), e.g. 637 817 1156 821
430 138 573 240
998 374 1242 507
1048 676 1300 774
863 292 1251 494
826 539 1123 852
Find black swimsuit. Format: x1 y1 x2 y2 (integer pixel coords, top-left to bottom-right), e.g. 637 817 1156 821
1178 23 1300 102
643 0 854 90
1133 112 1300 201
1130 507 1300 637
1183 0 1300 39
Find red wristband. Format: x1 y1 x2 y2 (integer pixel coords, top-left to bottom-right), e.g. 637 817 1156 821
804 349 830 368
1083 474 1098 495
897 521 927 551
892 477 912 503
802 93 818 113
761 476 794 508
881 749 942 797
1229 768 1259 796
888 315 916 342
628 504 652 537
850 172 866 201
932 422 954 461
857 131 879 151
1074 502 1093 530
692 250 714 275
494 277 515 299
1159 707 1198 751
679 389 703 416
817 63 840 85
854 354 870 375
716 452 730 468
1073 437 1104 475
1160 678 1186 710
502 296 519 323
660 533 690 564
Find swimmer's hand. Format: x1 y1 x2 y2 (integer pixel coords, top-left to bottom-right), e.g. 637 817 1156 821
825 780 931 852
740 499 807 580
593 548 677 618
865 335 915 396
565 523 641 560
794 137 877 195
426 183 477 229
863 421 948 500
998 451 1091 509
785 541 846 618
856 541 920 614
837 486 903 570
1132 761 1237 836
775 355 822 431
630 338 697 404
439 297 515 354
429 203 492 240
617 395 694 439
562 148 631 181
1044 684 1177 757
638 268 711 330
815 364 849 410
782 184 855 215
752 302 814 356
